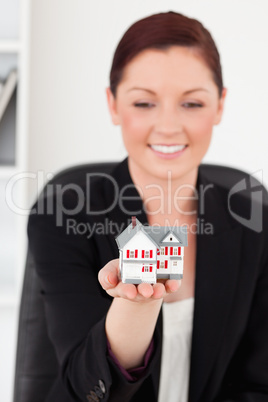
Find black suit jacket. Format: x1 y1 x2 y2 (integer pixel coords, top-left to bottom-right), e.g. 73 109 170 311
28 158 268 402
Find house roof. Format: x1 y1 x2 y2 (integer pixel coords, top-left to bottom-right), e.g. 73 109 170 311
143 226 188 247
115 218 143 249
116 218 188 248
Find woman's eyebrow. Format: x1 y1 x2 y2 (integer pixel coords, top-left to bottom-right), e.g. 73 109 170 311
183 88 210 95
127 87 155 94
126 87 210 94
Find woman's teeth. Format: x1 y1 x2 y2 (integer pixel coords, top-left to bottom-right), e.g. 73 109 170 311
150 144 187 154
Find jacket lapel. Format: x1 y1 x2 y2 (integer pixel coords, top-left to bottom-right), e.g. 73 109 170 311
103 158 148 256
188 167 242 402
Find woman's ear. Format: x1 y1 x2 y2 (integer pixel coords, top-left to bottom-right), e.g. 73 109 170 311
106 87 120 125
214 87 227 125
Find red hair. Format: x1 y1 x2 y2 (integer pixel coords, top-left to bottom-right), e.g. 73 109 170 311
109 11 223 97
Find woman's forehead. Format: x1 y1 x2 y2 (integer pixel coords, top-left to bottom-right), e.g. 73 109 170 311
119 47 216 94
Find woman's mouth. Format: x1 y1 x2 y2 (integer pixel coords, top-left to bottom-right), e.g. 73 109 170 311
149 144 188 159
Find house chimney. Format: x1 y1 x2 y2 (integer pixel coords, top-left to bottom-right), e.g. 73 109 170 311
132 216 136 228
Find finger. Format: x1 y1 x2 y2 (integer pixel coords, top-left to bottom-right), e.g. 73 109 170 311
106 281 138 300
137 282 154 298
98 259 120 290
151 282 166 299
165 279 182 293
117 282 138 299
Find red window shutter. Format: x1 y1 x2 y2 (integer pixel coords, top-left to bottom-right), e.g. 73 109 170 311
178 247 181 255
126 250 129 258
150 250 153 258
170 247 173 256
165 247 168 255
142 266 144 272
157 260 160 269
150 266 152 272
142 250 145 258
165 260 168 269
135 249 138 258
157 248 160 255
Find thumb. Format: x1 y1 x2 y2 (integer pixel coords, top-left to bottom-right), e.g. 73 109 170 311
98 259 120 290
105 271 118 287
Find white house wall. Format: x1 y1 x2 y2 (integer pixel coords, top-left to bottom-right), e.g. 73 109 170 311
123 230 156 260
157 246 184 274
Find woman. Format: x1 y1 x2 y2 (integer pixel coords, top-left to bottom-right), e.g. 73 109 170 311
28 11 268 402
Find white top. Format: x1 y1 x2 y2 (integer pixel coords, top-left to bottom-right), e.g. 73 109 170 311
158 297 195 402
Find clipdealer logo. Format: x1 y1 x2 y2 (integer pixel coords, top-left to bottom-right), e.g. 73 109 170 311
5 169 265 234
228 171 263 233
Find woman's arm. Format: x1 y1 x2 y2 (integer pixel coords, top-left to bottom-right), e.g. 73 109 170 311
106 297 162 369
99 259 180 370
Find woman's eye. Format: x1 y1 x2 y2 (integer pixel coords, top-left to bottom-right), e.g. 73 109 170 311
134 102 154 108
183 102 203 108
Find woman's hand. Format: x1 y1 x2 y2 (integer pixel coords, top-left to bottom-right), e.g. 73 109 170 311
98 258 181 302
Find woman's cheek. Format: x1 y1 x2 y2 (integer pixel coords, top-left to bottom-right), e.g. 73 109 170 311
190 113 216 139
121 110 152 138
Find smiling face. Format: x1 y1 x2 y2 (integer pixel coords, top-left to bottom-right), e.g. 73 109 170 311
106 46 226 183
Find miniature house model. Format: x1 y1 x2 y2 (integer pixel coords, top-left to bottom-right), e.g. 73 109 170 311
116 217 188 284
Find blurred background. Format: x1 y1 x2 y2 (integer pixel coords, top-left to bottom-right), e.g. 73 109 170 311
0 0 267 400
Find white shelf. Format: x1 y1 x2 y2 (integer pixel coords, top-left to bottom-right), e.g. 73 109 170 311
0 1 30 400
0 166 18 178
0 0 30 308
0 40 21 53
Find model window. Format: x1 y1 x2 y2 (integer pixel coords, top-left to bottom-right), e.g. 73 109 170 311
160 261 165 268
161 247 165 255
173 261 177 266
144 266 149 272
174 247 178 255
130 251 134 258
145 251 149 257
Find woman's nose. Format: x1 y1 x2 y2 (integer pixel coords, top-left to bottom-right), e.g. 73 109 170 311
154 105 183 136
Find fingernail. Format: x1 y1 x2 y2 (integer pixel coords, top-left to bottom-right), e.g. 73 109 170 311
106 275 112 285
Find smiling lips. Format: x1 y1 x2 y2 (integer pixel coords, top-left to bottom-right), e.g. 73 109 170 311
149 144 188 159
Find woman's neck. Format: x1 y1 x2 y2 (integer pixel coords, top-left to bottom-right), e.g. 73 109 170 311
128 158 199 224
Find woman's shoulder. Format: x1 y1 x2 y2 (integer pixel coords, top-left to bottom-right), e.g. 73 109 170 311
199 163 268 206
199 163 267 192
198 163 268 237
29 160 125 215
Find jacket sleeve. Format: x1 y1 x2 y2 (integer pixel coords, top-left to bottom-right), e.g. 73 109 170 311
27 190 161 402
107 338 155 382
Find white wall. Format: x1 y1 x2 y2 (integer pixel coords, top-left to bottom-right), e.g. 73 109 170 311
28 0 268 201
